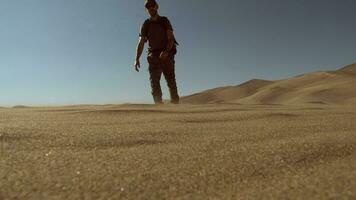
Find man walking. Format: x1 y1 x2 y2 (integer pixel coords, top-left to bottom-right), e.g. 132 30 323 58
134 0 179 104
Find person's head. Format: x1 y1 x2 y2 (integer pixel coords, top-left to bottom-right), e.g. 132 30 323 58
145 0 159 17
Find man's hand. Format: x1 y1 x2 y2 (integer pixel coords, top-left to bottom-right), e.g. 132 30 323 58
134 59 140 72
134 36 145 72
159 51 169 60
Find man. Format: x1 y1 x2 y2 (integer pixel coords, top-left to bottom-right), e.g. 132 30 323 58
134 0 179 104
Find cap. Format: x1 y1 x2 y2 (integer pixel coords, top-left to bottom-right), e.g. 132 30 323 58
145 0 157 7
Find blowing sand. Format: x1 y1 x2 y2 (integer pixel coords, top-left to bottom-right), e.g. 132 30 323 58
1 104 356 199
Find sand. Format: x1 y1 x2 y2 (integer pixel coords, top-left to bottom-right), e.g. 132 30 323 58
1 103 356 199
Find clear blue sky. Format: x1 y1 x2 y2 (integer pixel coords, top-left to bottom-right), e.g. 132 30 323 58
1 0 355 106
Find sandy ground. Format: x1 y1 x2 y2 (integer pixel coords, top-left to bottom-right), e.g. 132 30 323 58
1 104 356 199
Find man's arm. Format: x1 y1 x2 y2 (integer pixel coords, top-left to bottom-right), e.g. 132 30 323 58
159 29 175 60
134 36 146 72
166 29 175 52
160 17 175 60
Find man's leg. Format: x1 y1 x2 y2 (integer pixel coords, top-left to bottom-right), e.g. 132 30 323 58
148 56 163 104
162 55 179 104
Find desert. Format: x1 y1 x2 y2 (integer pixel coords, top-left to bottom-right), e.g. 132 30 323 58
2 0 356 198
2 64 356 199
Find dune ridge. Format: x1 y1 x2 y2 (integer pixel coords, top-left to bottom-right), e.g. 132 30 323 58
181 63 356 105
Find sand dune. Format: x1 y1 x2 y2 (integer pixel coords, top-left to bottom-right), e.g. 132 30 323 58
11 105 31 109
338 63 356 74
181 63 356 105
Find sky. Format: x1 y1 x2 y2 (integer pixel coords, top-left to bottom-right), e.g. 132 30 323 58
1 0 355 106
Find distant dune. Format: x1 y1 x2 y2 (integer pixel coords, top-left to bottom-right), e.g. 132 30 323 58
338 63 356 74
12 105 31 109
181 63 356 105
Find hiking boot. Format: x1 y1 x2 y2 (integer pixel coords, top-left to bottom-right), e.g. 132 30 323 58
153 96 163 104
171 98 179 104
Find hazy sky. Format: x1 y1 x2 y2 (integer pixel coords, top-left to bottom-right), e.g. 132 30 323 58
1 0 355 106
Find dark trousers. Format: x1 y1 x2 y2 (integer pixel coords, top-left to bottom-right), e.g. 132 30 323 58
147 54 179 104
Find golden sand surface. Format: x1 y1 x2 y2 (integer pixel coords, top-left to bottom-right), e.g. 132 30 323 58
1 104 356 199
